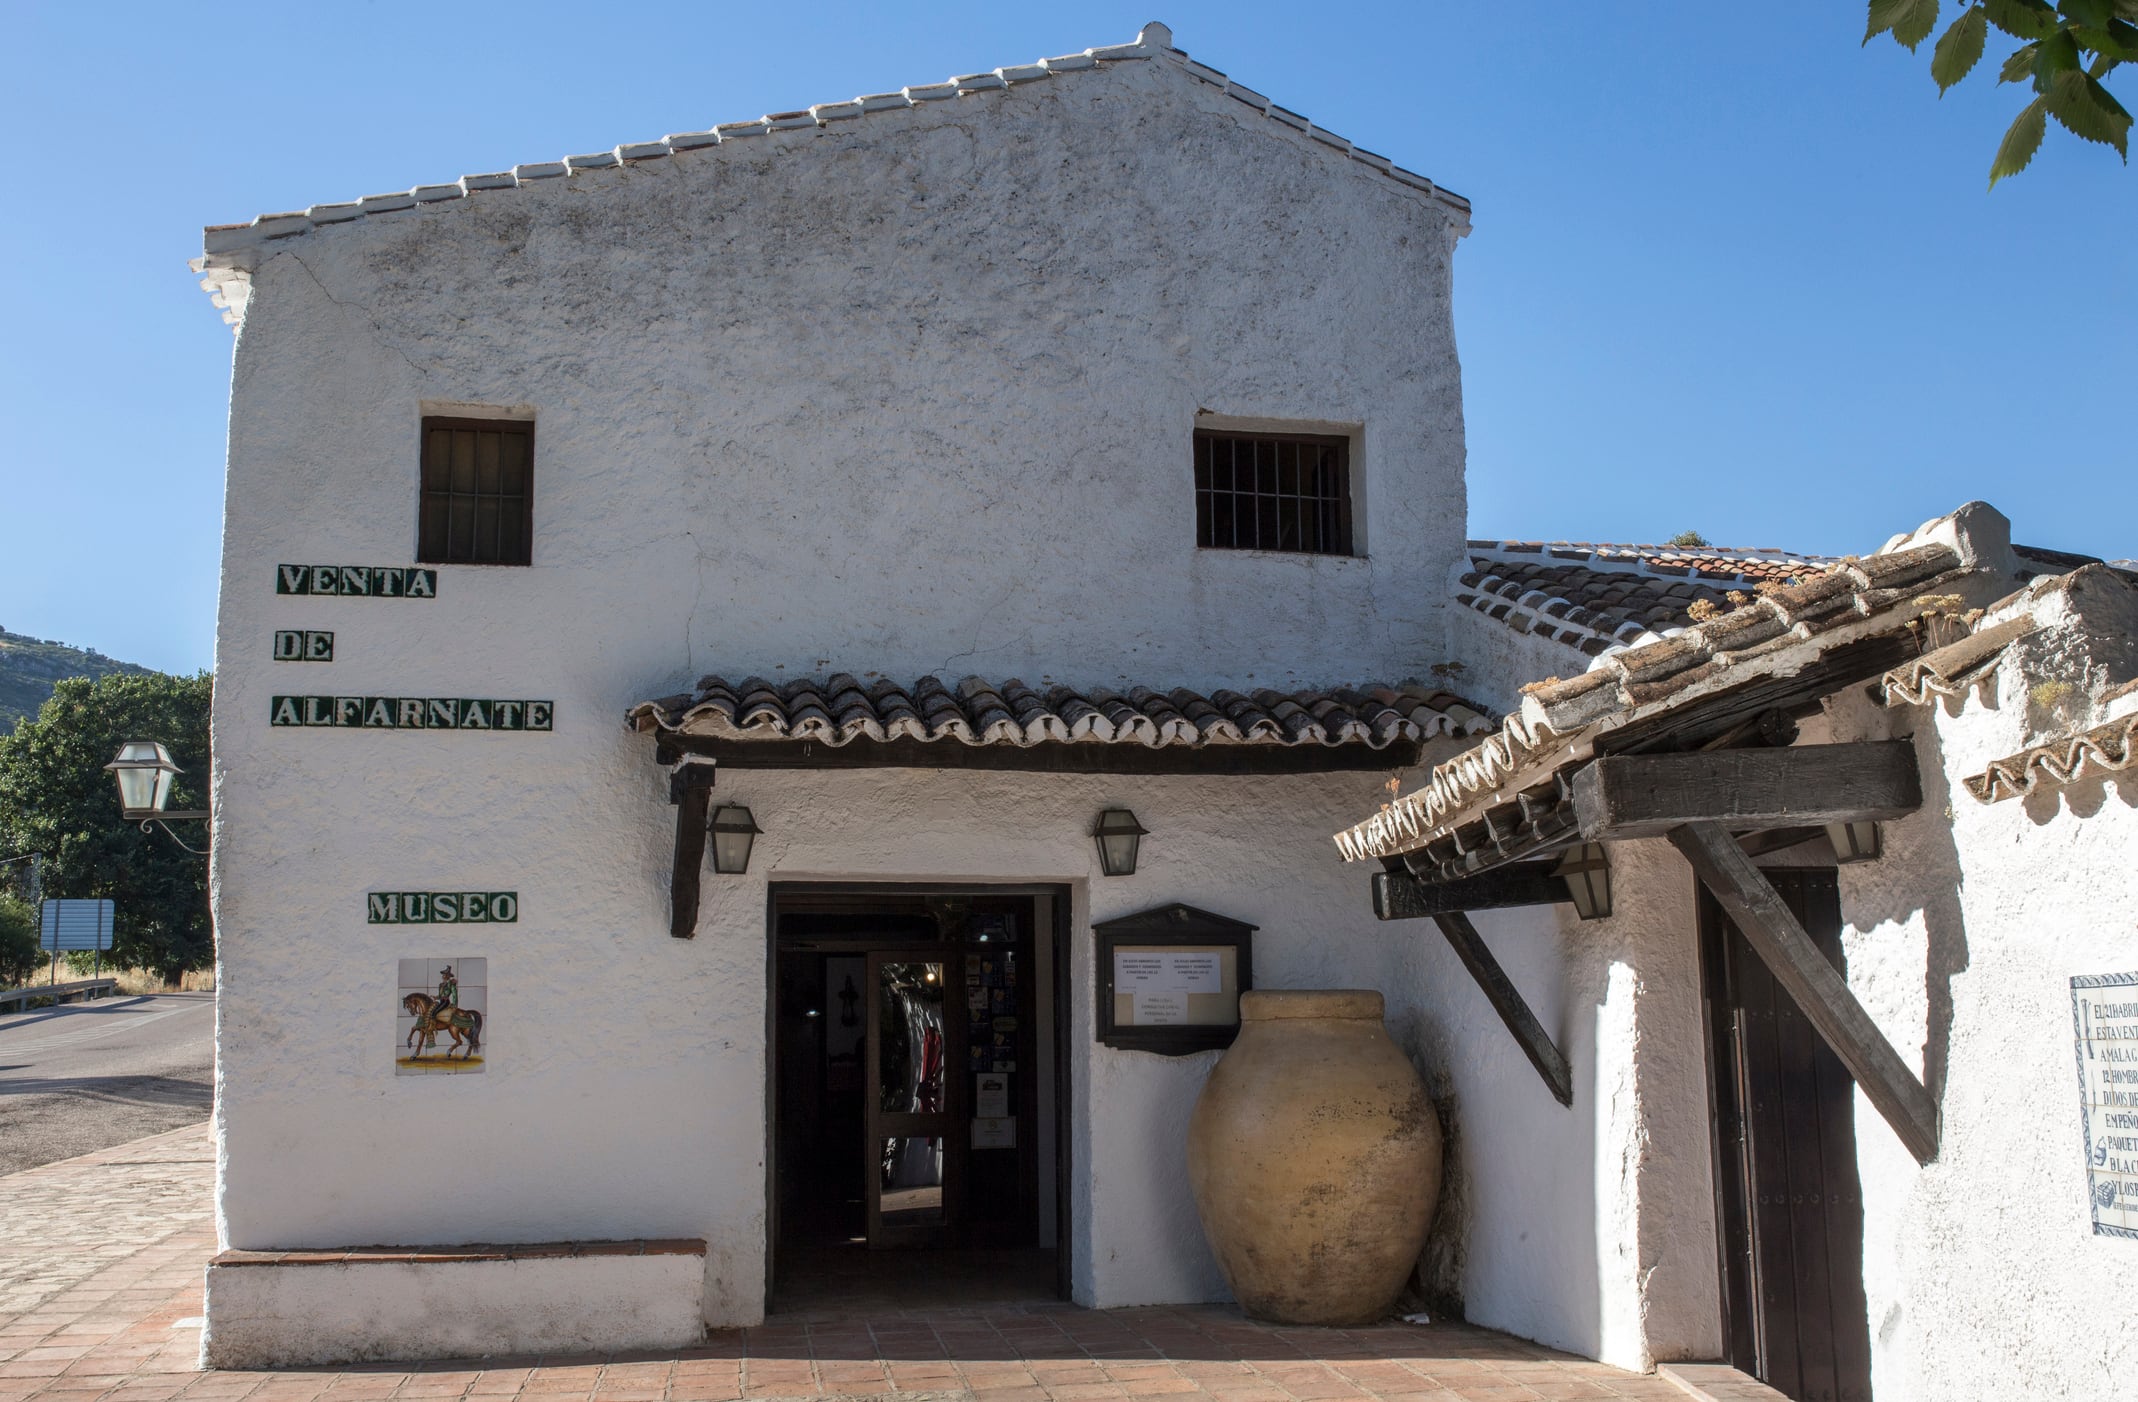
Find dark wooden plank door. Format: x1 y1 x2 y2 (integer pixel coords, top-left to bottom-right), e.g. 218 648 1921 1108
1702 869 1874 1402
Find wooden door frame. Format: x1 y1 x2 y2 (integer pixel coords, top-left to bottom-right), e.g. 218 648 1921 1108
762 880 1076 1311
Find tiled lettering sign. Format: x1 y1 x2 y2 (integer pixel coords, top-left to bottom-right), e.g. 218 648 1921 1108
398 957 486 1075
369 892 519 924
270 697 553 730
277 565 437 597
2073 971 2138 1239
272 630 335 661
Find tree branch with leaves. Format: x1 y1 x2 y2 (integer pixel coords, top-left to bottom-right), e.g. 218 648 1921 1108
1867 0 2135 183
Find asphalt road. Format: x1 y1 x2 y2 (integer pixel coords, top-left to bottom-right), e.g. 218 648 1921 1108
0 993 214 1175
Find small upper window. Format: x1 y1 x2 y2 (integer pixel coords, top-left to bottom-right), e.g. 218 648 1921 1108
418 417 533 566
1193 429 1352 556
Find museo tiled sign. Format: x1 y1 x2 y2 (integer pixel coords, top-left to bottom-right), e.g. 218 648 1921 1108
277 565 438 597
369 892 518 924
271 697 554 730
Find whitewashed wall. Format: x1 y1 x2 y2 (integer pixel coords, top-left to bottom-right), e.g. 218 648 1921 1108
1822 575 2138 1401
205 47 1486 1338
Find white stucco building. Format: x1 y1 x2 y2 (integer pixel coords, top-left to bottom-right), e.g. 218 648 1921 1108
192 20 2136 1402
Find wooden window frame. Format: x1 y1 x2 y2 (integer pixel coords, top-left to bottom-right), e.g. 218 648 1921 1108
418 416 535 567
1193 428 1354 557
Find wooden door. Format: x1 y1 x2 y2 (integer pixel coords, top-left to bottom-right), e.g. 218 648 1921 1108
1701 869 1873 1402
864 950 961 1248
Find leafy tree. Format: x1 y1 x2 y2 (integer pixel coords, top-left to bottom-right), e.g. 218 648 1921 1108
0 673 212 982
1666 530 1714 548
1866 0 2137 184
0 894 37 987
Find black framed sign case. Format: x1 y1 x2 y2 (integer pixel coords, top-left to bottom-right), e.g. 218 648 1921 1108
1093 903 1254 1055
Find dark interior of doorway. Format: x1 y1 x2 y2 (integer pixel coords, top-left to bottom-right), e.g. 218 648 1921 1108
768 884 1070 1314
1701 868 1873 1402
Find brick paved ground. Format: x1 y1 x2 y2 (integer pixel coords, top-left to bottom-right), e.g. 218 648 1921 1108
0 1125 1735 1402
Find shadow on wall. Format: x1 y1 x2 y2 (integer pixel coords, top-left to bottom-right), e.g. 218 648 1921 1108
2021 768 2138 826
1847 723 1973 1111
1381 907 1604 1352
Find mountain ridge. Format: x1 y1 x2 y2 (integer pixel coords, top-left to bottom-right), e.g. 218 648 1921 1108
0 627 157 732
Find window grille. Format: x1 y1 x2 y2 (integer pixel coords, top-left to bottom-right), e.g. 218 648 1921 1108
418 418 533 566
1193 430 1353 556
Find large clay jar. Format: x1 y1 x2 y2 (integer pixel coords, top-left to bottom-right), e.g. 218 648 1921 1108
1187 989 1442 1326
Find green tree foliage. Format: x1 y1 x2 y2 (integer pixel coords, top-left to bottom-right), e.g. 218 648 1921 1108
0 894 38 987
1866 0 2137 184
1666 530 1714 548
0 673 212 981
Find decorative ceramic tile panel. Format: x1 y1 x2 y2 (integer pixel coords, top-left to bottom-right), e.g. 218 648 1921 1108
2072 972 2138 1239
398 957 487 1075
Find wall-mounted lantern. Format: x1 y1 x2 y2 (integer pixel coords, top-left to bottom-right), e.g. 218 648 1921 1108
106 741 209 854
709 804 761 875
1551 842 1612 921
107 740 184 819
1825 820 1882 865
1093 808 1147 877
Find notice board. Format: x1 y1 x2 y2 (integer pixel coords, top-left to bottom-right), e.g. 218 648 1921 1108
1093 903 1254 1055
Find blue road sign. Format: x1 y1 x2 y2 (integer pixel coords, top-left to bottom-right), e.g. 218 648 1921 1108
39 899 114 953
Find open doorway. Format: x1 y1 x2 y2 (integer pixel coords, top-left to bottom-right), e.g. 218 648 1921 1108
767 883 1071 1313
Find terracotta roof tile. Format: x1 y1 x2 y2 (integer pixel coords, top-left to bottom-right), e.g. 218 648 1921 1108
1338 541 1977 863
627 675 1494 751
1454 542 1834 658
1964 710 2138 802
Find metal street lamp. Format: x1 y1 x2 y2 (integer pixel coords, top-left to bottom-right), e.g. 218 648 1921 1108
709 804 761 875
106 741 208 851
1092 808 1147 877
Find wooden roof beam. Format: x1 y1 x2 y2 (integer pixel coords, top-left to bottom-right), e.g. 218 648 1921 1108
1572 741 1921 840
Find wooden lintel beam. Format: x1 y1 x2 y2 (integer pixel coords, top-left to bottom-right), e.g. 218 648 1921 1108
1373 865 1571 920
1572 741 1921 841
668 764 717 939
1669 821 1939 1164
1430 912 1574 1107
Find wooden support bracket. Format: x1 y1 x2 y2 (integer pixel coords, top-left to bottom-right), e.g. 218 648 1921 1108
668 764 717 940
1669 820 1940 1164
1430 912 1575 1107
1373 864 1571 920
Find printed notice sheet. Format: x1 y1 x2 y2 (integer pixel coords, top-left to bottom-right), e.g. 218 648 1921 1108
1113 950 1222 994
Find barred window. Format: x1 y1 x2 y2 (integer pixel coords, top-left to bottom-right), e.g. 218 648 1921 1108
1193 430 1353 556
418 418 533 566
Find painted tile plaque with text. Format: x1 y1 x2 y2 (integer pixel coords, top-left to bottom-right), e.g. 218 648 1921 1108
2072 971 2138 1239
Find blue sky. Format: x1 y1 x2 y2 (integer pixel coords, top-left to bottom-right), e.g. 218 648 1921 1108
3 2 2132 674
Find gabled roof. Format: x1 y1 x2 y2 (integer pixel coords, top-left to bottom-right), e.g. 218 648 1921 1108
192 22 1468 329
